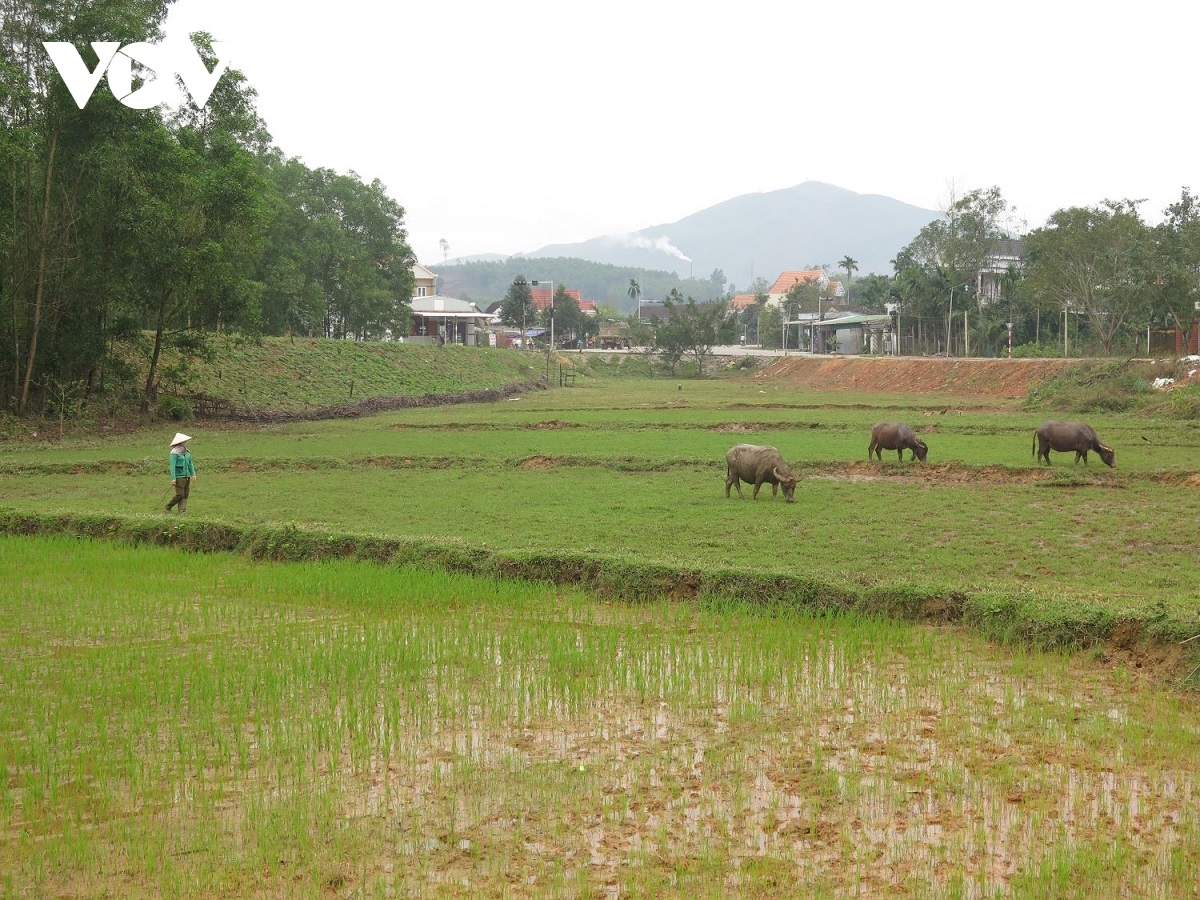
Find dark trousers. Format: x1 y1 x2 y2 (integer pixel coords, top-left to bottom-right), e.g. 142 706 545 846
166 477 190 511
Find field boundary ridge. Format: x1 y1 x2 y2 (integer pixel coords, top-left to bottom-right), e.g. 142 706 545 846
3 510 1196 689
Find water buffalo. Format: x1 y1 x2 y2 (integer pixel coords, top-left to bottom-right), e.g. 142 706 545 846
725 443 799 502
1033 420 1115 467
868 422 928 462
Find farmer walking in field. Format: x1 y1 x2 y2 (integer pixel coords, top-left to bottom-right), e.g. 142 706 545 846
165 432 197 514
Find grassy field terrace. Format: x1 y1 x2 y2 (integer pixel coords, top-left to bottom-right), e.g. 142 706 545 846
2 351 1199 895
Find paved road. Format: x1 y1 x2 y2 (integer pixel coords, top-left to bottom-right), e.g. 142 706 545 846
578 344 816 358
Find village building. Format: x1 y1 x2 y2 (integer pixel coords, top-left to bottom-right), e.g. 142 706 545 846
406 263 492 345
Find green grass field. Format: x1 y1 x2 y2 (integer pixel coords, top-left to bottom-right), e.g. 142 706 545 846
3 377 1199 643
3 369 1200 895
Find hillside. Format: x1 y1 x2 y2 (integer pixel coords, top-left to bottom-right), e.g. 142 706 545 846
430 257 721 311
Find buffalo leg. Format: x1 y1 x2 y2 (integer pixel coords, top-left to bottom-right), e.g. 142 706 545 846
726 472 744 499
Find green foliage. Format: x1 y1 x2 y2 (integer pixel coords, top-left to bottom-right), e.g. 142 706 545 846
1025 360 1157 413
0 4 416 417
646 292 730 376
1164 382 1200 418
758 304 783 349
1009 341 1064 358
154 394 191 422
1024 200 1155 354
499 276 536 332
256 156 414 341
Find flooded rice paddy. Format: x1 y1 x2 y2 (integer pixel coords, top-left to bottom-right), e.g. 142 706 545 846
2 537 1197 897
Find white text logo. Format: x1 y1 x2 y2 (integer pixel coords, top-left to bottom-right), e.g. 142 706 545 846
42 40 229 110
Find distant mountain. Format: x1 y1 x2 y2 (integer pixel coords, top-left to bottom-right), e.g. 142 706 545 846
523 181 938 291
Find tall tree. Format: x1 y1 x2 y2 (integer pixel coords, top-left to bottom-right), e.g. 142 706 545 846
1023 200 1152 354
849 273 892 312
1153 188 1200 333
757 304 783 349
655 293 729 375
895 186 1012 354
739 289 770 345
709 268 726 296
0 0 178 413
549 283 582 343
500 275 536 337
1 3 418 415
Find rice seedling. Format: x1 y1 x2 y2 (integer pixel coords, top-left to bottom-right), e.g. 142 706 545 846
1 535 1197 896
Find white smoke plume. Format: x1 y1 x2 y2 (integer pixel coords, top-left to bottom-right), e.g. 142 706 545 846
610 233 692 263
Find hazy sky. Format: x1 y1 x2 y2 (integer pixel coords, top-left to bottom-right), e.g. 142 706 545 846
165 0 1198 267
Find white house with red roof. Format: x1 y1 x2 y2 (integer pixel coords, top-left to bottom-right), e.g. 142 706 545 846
766 269 845 307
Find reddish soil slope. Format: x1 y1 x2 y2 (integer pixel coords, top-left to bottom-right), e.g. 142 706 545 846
753 357 1082 399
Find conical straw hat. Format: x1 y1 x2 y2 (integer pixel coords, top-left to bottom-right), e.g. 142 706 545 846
170 432 192 447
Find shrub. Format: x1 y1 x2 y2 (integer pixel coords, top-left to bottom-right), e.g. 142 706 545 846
155 394 191 422
1026 360 1152 413
1166 383 1200 419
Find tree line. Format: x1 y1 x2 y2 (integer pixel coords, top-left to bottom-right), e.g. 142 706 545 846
1 1 415 416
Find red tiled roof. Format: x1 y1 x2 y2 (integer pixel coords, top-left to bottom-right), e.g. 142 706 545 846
768 269 824 295
531 287 583 311
727 293 760 310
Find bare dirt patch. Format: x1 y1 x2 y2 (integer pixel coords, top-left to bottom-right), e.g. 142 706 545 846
797 459 1113 487
714 422 766 433
754 357 1083 399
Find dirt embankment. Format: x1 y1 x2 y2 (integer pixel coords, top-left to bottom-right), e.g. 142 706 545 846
753 357 1083 399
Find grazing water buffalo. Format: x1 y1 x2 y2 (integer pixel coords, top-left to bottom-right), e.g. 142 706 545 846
725 443 799 502
1033 420 1115 467
868 422 928 462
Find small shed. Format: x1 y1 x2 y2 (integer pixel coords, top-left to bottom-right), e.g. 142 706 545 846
807 313 893 354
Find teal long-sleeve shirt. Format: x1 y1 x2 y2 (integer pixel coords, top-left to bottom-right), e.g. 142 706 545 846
169 449 196 479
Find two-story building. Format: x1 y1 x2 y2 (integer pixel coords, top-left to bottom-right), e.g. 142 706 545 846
407 263 491 345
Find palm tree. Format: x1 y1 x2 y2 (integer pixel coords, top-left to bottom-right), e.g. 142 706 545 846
839 255 858 304
628 278 641 319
